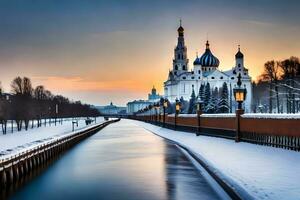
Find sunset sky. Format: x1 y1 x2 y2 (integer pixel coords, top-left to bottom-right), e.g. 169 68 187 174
0 0 299 106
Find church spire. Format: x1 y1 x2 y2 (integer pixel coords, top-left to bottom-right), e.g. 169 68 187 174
177 19 184 36
173 20 188 73
206 40 210 50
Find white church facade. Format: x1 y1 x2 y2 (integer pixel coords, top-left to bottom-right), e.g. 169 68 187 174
164 23 252 112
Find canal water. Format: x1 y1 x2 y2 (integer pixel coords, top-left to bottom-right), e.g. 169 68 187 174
9 120 223 200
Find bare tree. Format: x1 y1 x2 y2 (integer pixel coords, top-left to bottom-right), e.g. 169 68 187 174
280 57 300 113
11 77 33 130
260 60 282 113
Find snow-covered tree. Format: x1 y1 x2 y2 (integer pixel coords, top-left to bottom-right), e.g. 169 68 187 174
188 86 196 114
218 82 229 113
198 84 205 101
205 87 217 113
204 83 211 113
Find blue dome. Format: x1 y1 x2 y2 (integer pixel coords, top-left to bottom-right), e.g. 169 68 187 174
193 57 201 65
199 41 219 67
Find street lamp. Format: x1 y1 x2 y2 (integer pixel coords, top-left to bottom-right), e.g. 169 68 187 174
175 99 181 130
163 98 168 127
154 103 160 124
233 73 247 110
148 105 153 123
196 97 204 135
55 104 58 126
233 73 247 142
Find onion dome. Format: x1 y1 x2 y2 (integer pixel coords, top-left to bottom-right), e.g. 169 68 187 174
193 52 201 65
199 41 219 67
235 45 244 59
177 19 184 36
177 26 184 32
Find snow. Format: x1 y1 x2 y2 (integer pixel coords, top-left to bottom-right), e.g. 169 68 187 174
201 114 236 118
177 114 197 117
0 117 105 159
242 113 300 119
132 119 300 200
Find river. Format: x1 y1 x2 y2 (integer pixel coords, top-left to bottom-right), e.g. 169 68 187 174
9 120 224 200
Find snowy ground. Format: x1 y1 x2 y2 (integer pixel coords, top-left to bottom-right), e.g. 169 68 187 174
0 117 104 158
131 119 300 200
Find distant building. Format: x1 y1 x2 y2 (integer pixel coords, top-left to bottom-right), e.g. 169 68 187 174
127 86 161 114
148 86 161 103
127 100 152 114
97 102 126 115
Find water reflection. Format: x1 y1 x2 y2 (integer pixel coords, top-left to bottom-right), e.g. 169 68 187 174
163 142 221 200
8 120 222 200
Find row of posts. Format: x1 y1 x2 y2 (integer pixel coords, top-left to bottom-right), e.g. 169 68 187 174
136 73 247 143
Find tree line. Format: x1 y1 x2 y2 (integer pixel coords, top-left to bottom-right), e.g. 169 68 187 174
137 82 230 115
0 76 100 134
254 56 300 113
187 82 229 114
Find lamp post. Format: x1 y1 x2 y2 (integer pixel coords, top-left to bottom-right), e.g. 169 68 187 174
175 99 181 130
196 97 203 136
233 73 247 142
55 104 58 126
163 99 168 127
155 103 159 124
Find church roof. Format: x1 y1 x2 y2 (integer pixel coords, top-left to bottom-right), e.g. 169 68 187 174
193 53 201 65
177 26 184 32
235 45 244 59
198 41 219 67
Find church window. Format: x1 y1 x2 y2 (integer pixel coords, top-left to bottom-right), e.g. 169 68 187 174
220 76 223 79
211 77 215 79
198 76 201 79
233 70 236 74
182 77 186 79
239 69 241 71
244 73 247 75
174 71 177 75
238 64 241 68
178 54 180 60
175 65 178 70
191 77 195 79
231 77 234 80
198 70 201 74
182 65 186 70
191 71 194 74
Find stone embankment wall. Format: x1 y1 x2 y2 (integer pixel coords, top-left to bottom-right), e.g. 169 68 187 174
0 119 120 190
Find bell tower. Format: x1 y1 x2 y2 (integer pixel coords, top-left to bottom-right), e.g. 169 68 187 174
173 20 189 75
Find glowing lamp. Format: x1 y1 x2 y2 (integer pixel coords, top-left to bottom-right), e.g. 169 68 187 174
233 73 247 109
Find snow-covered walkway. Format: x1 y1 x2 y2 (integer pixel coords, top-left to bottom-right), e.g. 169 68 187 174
0 117 104 157
131 119 300 200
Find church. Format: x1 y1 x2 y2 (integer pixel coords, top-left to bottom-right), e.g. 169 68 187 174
164 22 252 112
